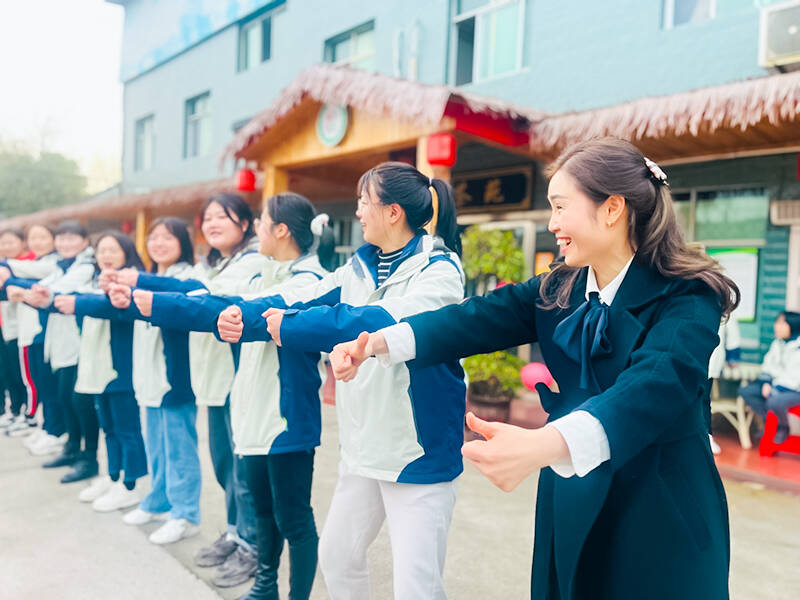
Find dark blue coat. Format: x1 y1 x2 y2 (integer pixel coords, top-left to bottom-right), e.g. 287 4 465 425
406 260 729 600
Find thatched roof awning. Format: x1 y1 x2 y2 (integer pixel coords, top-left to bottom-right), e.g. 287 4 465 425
224 63 546 161
0 176 246 230
530 71 800 161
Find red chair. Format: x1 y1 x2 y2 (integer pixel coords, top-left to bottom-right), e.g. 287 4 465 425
758 405 800 457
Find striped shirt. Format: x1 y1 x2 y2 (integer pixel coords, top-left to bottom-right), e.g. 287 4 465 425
377 248 403 286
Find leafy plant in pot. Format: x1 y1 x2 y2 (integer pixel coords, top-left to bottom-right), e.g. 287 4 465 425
463 351 526 434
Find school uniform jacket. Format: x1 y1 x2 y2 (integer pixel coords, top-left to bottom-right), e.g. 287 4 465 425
76 262 195 408
769 337 800 392
6 248 95 369
135 240 269 407
147 254 328 455
234 234 467 484
404 260 729 600
2 252 60 348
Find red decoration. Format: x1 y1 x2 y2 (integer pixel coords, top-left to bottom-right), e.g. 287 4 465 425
520 362 554 391
426 133 457 167
121 220 134 234
237 168 256 191
194 214 202 230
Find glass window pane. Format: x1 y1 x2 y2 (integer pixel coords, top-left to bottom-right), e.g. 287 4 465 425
695 189 768 241
262 17 271 61
672 0 712 27
246 24 261 68
455 17 475 85
479 2 518 80
354 28 374 57
332 37 351 62
458 0 489 14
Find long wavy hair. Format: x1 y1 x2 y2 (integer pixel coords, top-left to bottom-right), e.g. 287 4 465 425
539 138 740 317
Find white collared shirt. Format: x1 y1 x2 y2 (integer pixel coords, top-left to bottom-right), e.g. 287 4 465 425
377 256 636 478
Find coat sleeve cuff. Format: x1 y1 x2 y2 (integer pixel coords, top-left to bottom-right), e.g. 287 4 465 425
376 322 417 366
548 410 611 478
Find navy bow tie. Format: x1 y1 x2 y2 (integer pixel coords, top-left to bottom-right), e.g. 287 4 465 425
553 292 612 391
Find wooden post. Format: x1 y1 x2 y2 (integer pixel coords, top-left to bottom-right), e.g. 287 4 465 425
135 208 151 270
262 164 289 207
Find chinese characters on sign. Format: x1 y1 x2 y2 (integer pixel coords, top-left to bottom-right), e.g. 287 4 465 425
452 170 531 213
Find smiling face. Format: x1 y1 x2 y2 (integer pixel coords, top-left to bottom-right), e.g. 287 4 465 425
355 182 396 248
147 224 182 269
775 314 791 340
54 232 88 259
96 236 127 270
201 201 247 255
547 169 622 268
256 208 283 258
0 232 25 259
26 225 54 257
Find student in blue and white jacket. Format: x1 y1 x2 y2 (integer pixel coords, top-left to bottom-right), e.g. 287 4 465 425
106 195 266 581
217 163 466 600
54 231 149 512
0 224 63 453
132 192 332 600
8 221 99 484
104 218 202 545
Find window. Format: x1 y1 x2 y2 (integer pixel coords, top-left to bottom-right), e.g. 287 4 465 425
184 92 211 159
672 188 769 243
453 0 525 85
663 0 715 29
238 15 272 71
134 115 154 172
325 21 376 71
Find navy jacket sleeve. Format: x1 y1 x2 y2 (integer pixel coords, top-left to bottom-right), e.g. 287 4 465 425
578 283 721 472
404 277 540 369
150 291 239 332
5 276 39 289
137 272 205 293
280 304 397 353
74 294 121 320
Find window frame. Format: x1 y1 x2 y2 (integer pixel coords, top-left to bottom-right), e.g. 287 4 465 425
237 13 273 72
184 92 211 160
324 20 376 69
133 114 155 172
452 0 526 85
663 0 717 30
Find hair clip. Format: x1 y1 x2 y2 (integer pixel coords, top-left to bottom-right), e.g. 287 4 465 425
644 157 668 186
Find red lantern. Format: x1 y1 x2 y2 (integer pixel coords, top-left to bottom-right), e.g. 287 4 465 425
194 213 202 230
426 133 457 168
237 168 256 191
121 220 133 234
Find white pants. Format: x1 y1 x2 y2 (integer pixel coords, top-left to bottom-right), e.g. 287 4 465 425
319 460 458 600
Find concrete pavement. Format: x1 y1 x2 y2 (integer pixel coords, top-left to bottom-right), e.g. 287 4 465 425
1 403 798 599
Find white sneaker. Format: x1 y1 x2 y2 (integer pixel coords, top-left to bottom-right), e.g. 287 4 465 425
709 434 722 455
6 416 35 437
29 434 66 456
149 518 199 545
92 482 140 512
123 507 169 526
78 476 113 503
0 413 15 429
23 429 46 448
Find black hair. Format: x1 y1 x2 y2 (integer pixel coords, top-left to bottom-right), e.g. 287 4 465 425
201 193 255 267
147 217 195 272
25 224 55 241
266 192 335 263
357 161 461 255
780 311 800 339
0 227 26 242
95 230 146 272
54 220 88 238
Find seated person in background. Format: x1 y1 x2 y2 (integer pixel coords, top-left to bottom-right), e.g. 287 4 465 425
740 311 800 444
708 316 741 454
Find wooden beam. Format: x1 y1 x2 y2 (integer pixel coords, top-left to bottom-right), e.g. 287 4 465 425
262 165 289 206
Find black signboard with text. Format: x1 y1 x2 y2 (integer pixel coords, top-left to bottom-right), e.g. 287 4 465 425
452 169 531 213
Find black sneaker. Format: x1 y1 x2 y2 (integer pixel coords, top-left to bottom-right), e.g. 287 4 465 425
774 425 790 445
211 546 258 588
195 532 238 568
60 458 99 483
42 450 80 469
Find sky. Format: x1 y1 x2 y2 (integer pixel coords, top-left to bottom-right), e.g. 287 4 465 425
0 0 124 193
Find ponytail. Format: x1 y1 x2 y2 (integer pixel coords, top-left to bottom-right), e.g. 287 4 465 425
357 161 461 255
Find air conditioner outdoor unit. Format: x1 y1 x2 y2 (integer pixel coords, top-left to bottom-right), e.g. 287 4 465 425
759 0 800 68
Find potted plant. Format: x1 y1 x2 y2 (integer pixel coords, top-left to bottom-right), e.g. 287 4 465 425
463 350 526 428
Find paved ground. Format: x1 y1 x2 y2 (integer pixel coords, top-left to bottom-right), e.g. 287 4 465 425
1 403 798 599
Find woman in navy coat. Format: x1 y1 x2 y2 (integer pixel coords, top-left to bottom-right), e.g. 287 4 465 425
329 138 739 599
